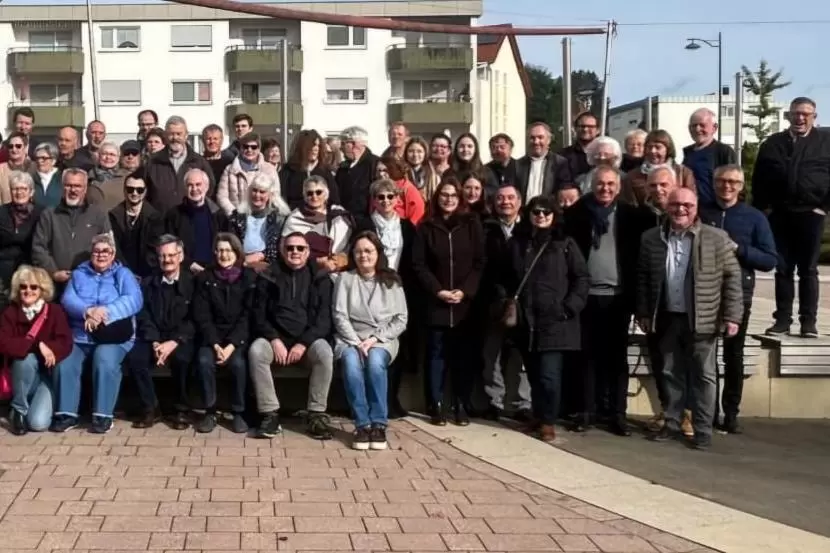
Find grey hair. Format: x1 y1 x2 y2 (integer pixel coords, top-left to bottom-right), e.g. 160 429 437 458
591 165 622 186
302 174 329 194
98 141 119 155
370 178 400 198
156 233 184 252
238 173 291 215
585 136 622 168
62 167 88 184
528 121 552 137
689 107 718 125
647 165 677 186
341 126 368 145
165 115 187 129
33 142 58 160
183 168 210 187
8 170 34 192
91 233 117 254
713 164 744 181
624 129 647 143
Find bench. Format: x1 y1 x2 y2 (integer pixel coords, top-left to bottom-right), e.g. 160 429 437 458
626 332 761 376
753 334 830 376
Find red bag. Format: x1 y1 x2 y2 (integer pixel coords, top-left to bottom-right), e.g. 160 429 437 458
0 304 51 401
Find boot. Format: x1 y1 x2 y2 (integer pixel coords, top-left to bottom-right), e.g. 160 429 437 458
539 424 557 444
428 403 447 426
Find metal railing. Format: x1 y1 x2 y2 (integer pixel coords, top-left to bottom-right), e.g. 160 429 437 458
225 97 300 107
387 95 472 105
385 42 471 51
224 43 300 53
8 100 83 108
7 45 83 53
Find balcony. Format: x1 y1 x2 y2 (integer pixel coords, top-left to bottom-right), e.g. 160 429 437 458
7 102 85 128
386 45 473 73
387 99 473 125
225 99 303 127
7 47 84 75
225 45 303 74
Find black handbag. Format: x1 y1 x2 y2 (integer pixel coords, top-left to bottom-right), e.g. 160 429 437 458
90 317 134 344
500 241 550 328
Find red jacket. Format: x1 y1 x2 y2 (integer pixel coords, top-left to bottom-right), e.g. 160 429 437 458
390 179 425 225
0 303 74 366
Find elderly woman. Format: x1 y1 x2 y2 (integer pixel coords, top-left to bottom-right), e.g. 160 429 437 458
279 130 337 210
53 234 143 434
577 136 623 193
262 138 282 171
282 175 353 275
375 155 424 224
622 129 695 206
0 172 42 305
621 129 647 172
144 127 166 157
228 173 291 272
405 137 439 203
0 131 32 204
31 142 62 208
192 232 257 434
87 141 129 211
0 265 73 435
334 231 408 451
217 132 279 215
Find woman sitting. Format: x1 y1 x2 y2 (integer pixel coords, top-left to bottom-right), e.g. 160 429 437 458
282 175 353 276
375 155 424 224
0 171 43 307
333 231 408 451
227 173 291 272
0 266 73 435
217 132 279 215
53 234 143 434
192 233 257 434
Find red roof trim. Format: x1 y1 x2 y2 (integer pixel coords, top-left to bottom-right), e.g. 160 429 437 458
476 24 532 98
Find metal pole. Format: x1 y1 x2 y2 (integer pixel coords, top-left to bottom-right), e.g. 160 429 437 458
85 0 100 121
599 20 614 135
644 96 653 131
716 31 722 142
734 71 743 166
280 37 289 151
561 37 572 147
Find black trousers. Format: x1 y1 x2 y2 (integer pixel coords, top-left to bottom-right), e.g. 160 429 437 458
717 300 753 420
129 340 195 412
647 329 668 411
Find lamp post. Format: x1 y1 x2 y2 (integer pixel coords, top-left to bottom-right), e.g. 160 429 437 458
685 32 722 142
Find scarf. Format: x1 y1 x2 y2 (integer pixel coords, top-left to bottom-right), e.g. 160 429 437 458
92 166 118 183
22 299 45 321
11 202 32 228
299 206 328 225
214 266 242 283
371 212 403 269
640 161 671 175
37 169 58 188
584 194 616 249
250 205 273 219
239 157 258 172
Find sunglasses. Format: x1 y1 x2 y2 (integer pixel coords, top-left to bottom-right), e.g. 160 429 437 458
531 208 553 216
126 186 146 194
285 245 307 253
9 143 24 150
306 189 325 197
123 151 140 157
376 193 396 201
242 144 259 151
19 284 39 291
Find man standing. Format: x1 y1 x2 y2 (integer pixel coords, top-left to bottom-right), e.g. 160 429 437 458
226 113 253 157
137 109 158 148
110 172 163 279
700 165 777 433
682 108 736 208
559 112 600 179
56 127 94 172
336 126 378 218
200 124 234 185
382 122 409 160
637 187 743 450
486 133 517 187
753 97 830 338
78 120 107 166
0 107 38 162
515 122 572 202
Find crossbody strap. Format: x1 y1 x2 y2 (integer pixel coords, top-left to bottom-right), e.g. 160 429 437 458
25 303 50 341
513 241 550 300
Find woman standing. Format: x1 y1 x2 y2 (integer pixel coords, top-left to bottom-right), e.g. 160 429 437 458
451 133 498 195
405 137 439 204
30 143 62 208
412 180 485 425
622 129 695 206
217 132 279 215
227 173 291 272
577 136 623 194
262 138 283 172
0 132 32 204
334 231 408 450
429 134 452 177
0 265 73 435
461 172 489 217
506 196 589 443
279 130 337 210
144 128 167 157
0 172 42 306
375 155 424 224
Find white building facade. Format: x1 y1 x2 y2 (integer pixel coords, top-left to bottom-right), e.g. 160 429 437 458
608 93 789 162
0 0 486 153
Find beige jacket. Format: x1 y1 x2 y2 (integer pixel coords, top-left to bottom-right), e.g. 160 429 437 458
216 155 279 215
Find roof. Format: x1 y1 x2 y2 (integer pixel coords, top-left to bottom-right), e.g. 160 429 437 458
477 24 532 98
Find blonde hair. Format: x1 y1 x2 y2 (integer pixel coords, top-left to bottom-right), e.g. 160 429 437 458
10 265 55 303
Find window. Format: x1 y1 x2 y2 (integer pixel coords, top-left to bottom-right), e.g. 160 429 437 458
241 82 281 104
100 80 141 105
325 78 368 103
172 81 212 104
326 25 366 48
720 105 736 118
100 26 140 50
28 84 75 104
402 80 450 101
29 31 72 50
170 25 212 50
241 28 286 48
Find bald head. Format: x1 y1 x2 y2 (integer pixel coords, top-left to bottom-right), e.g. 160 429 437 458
647 166 678 210
667 187 698 230
57 127 79 157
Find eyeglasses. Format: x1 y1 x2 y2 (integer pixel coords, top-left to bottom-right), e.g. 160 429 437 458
158 253 180 260
285 245 307 253
126 186 146 194
531 208 553 216
306 189 325 197
92 248 113 256
715 178 744 187
242 144 259 151
35 156 51 162
668 202 696 210
376 193 396 201
19 284 39 291
9 143 24 150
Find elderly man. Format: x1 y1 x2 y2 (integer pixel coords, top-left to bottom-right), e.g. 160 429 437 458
335 126 378 218
515 122 572 201
382 122 409 160
144 116 216 212
32 168 112 288
682 108 736 208
56 127 94 172
77 120 107 166
120 140 142 173
201 124 234 185
163 168 226 275
486 133 518 186
753 97 830 338
700 165 777 433
637 187 743 450
565 166 648 436
249 232 335 440
110 172 163 279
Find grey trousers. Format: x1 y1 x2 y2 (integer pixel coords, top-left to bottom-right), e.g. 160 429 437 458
249 338 334 414
658 313 718 438
482 324 531 411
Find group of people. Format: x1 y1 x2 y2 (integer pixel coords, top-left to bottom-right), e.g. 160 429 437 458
0 95 824 451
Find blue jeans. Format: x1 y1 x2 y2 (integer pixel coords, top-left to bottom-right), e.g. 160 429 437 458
196 346 247 413
341 346 390 428
11 353 54 431
54 342 132 419
521 351 564 426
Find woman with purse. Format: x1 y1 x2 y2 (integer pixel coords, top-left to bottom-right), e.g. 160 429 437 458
52 234 143 434
504 196 589 443
0 265 73 435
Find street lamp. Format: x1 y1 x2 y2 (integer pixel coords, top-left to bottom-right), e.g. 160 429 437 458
685 32 723 142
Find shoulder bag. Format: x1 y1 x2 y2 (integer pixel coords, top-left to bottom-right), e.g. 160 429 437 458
500 241 550 329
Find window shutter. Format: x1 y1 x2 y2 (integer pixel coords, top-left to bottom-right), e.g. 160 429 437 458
171 25 212 48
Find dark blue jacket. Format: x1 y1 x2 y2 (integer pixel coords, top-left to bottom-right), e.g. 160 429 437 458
699 201 778 301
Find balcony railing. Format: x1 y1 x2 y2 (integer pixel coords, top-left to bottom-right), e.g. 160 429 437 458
387 97 473 125
224 44 303 74
225 98 303 127
7 100 85 128
7 46 84 75
386 44 474 72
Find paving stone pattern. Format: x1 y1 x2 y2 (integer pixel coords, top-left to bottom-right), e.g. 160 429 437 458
0 418 721 552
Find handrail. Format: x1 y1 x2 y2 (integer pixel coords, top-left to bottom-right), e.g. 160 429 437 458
8 100 83 107
7 46 83 54
385 43 471 52
224 43 300 53
387 96 472 105
225 98 299 106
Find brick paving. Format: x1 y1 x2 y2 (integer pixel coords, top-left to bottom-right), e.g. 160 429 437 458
0 418 720 552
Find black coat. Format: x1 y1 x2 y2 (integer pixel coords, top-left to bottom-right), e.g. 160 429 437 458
506 226 589 352
412 213 486 328
354 216 416 288
192 267 257 348
335 149 378 218
486 159 518 188
280 164 339 210
136 269 196 344
558 143 591 181
515 151 573 200
144 146 217 212
163 200 228 268
479 215 517 302
563 198 651 311
0 203 42 290
109 202 163 278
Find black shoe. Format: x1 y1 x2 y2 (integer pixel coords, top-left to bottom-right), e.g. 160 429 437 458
133 408 161 429
609 418 632 437
307 412 333 440
9 409 27 436
512 408 533 423
388 401 409 420
255 411 282 439
352 426 371 451
230 413 249 434
483 405 502 421
650 426 675 442
369 426 388 450
718 415 743 435
195 413 217 434
168 410 189 431
571 421 590 433
49 415 78 433
453 405 470 427
428 404 447 426
692 434 712 450
89 416 113 434
765 321 791 336
800 323 819 338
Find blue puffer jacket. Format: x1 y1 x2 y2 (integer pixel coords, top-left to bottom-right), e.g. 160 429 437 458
61 260 144 345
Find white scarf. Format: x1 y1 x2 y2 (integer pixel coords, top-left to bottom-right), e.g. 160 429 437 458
371 211 403 270
22 299 45 321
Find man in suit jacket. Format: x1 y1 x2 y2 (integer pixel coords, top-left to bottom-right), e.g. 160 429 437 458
515 122 573 202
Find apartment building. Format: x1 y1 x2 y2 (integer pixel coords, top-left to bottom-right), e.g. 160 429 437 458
0 1 486 153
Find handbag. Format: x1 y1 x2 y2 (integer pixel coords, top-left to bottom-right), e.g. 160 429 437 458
501 241 550 328
0 304 51 401
90 317 134 345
